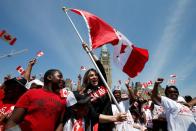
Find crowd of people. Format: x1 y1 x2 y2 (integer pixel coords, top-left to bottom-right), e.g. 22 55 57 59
0 43 196 131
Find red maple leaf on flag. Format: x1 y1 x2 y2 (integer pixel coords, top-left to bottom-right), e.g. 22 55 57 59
4 35 12 40
68 8 149 78
120 44 127 54
60 88 68 98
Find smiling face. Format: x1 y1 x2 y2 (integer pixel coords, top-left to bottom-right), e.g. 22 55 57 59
44 69 65 93
165 87 179 101
51 71 63 89
87 70 99 87
113 90 121 102
166 88 179 100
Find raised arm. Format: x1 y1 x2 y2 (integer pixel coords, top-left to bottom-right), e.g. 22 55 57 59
82 42 107 82
23 58 37 81
151 78 164 104
187 97 196 108
125 78 136 101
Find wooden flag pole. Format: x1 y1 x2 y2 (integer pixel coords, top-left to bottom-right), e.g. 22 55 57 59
63 7 122 112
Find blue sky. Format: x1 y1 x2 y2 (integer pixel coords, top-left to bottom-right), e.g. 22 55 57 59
0 0 195 97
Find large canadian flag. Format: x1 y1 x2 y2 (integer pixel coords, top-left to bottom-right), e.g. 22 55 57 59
68 8 149 78
69 9 118 49
113 31 149 77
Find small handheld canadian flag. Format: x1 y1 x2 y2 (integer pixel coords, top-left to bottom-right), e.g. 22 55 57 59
0 30 17 45
170 74 176 78
142 80 153 88
60 88 69 98
16 66 25 75
80 66 86 71
36 51 44 57
169 79 176 85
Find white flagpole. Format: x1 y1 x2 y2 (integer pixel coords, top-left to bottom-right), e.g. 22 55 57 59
63 7 122 112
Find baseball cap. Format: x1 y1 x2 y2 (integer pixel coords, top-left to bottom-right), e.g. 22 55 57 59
25 79 44 89
112 85 121 92
66 91 91 107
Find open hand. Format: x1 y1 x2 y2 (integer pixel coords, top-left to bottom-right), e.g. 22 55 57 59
116 112 127 122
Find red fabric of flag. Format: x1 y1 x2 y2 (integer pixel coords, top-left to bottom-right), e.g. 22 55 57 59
113 31 149 78
68 8 149 78
70 9 118 49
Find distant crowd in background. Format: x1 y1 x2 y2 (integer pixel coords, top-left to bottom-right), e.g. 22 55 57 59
0 45 196 131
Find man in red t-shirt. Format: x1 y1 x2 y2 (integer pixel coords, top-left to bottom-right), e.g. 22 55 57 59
5 69 66 131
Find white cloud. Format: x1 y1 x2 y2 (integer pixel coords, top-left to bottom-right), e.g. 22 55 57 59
148 0 191 80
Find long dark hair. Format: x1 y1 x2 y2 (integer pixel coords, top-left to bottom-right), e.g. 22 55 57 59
82 68 104 91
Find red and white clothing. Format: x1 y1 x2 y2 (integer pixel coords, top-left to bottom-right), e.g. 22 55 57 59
64 118 85 131
15 88 65 131
0 102 15 130
84 61 114 131
152 104 165 119
192 106 196 121
161 96 196 131
144 108 153 129
112 100 134 131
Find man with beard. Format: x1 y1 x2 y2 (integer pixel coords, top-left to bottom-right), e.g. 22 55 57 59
5 69 66 131
151 78 196 131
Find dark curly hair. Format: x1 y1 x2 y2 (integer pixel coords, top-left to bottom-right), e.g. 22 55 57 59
165 85 179 97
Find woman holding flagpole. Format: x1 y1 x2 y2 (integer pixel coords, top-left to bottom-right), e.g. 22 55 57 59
81 43 114 131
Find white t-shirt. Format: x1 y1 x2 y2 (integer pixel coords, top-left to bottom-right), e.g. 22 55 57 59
152 104 165 119
112 100 134 131
191 106 196 121
161 96 196 131
144 109 153 128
